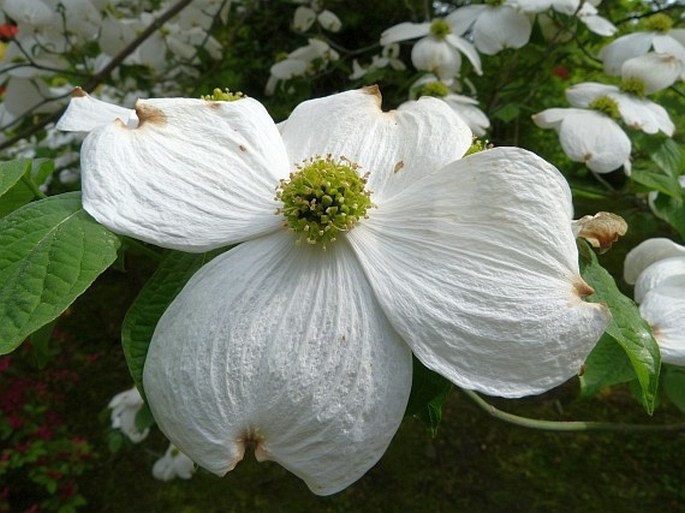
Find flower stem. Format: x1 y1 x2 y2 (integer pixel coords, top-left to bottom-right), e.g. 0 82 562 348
461 389 685 433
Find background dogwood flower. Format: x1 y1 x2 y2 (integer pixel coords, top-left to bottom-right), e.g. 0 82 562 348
152 444 196 481
565 82 674 136
624 239 685 366
380 17 482 80
60 87 608 495
108 386 149 443
532 107 631 174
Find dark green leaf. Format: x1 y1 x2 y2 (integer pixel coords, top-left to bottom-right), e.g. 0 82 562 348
650 138 683 177
0 159 54 218
579 241 661 414
651 193 685 240
630 167 681 198
0 192 121 354
0 159 30 197
30 318 59 369
134 402 155 432
405 357 452 437
121 249 225 397
493 103 520 123
663 366 685 414
580 333 635 397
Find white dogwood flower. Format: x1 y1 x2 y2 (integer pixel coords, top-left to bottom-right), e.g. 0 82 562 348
601 13 685 77
445 3 533 55
59 87 609 495
293 1 342 33
532 105 631 174
153 444 196 481
108 386 149 443
565 81 674 136
620 52 683 94
380 17 482 80
624 239 685 366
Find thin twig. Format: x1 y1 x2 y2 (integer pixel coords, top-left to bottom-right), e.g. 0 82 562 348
462 389 685 433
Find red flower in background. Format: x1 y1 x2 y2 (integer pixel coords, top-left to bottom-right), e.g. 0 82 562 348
0 24 17 40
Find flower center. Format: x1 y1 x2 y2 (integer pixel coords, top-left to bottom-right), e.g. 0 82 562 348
588 95 619 119
416 81 450 98
430 19 451 39
644 13 673 32
276 156 373 246
619 77 646 98
201 88 245 101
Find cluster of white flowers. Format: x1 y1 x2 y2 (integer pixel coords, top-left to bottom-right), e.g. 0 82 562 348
624 239 685 367
533 12 682 175
0 0 230 134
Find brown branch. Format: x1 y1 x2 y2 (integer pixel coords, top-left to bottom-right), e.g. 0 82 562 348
0 0 193 153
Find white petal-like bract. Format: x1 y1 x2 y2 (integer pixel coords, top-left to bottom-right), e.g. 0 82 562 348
80 97 289 251
144 232 413 495
348 147 610 397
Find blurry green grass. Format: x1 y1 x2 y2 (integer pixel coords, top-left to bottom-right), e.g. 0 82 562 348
59 269 685 513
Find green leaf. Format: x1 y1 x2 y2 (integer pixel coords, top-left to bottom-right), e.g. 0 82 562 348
493 103 520 123
663 366 685 414
650 138 683 177
134 402 155 432
0 159 54 217
0 192 121 354
405 357 452 437
651 193 685 240
0 159 31 197
121 249 225 397
630 167 682 198
579 333 635 397
30 318 59 369
579 241 661 414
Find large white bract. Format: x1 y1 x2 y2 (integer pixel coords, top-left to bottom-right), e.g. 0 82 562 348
58 86 609 495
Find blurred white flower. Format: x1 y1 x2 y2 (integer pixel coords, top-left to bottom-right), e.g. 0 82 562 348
444 3 533 56
601 13 685 78
380 17 481 80
293 2 342 33
349 44 405 80
409 76 489 136
266 38 339 95
624 239 685 366
532 106 631 174
108 386 149 443
565 81 674 135
620 52 683 94
152 444 196 481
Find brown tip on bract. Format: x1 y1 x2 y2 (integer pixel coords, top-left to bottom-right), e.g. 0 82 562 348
574 278 595 299
135 101 167 126
72 87 87 98
361 84 382 107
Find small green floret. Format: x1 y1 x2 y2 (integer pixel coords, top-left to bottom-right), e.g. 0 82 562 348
644 13 673 32
430 19 451 39
619 77 646 98
201 88 245 102
589 95 620 119
465 138 492 156
277 156 373 247
416 81 450 98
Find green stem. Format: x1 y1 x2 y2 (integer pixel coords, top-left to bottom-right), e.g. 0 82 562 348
462 389 685 433
22 175 47 199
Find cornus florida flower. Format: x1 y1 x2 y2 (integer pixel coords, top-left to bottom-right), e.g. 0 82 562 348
58 86 609 495
443 3 533 56
624 239 685 366
532 105 631 174
152 444 196 481
408 76 490 136
380 17 482 80
601 13 685 78
108 386 149 443
565 81 674 136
